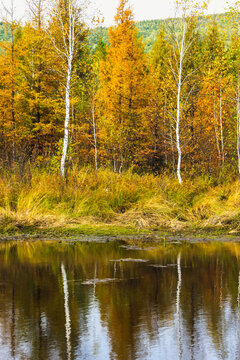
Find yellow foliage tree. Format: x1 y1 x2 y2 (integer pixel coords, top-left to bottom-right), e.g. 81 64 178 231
98 0 149 172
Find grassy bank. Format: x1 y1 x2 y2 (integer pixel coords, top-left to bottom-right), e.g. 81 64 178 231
0 168 240 237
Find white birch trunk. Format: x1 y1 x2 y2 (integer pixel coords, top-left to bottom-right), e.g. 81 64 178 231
170 125 176 175
61 64 72 177
60 0 75 177
176 23 186 185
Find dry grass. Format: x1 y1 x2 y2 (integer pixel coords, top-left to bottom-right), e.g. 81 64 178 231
0 168 240 234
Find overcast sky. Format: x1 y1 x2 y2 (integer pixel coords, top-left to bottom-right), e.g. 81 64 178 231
0 0 236 26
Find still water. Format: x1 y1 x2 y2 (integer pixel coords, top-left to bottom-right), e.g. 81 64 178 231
0 240 240 359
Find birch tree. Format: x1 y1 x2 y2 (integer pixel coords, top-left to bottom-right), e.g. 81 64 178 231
47 0 87 177
167 0 207 183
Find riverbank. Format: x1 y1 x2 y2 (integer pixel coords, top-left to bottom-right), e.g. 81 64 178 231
1 168 240 238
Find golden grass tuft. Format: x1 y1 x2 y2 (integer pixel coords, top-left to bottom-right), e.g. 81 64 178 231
0 168 240 234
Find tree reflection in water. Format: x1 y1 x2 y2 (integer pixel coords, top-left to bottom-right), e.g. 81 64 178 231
0 241 239 359
61 263 71 360
176 253 182 360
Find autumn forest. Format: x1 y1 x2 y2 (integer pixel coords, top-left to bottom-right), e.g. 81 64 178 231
1 0 240 234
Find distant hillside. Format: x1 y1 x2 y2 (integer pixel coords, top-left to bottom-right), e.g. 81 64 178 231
89 19 167 53
1 13 238 52
89 12 237 52
0 22 10 42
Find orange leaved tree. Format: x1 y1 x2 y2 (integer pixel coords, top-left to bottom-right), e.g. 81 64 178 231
98 0 149 172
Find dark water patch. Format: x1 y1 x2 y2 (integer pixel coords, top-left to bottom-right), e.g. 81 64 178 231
0 240 239 359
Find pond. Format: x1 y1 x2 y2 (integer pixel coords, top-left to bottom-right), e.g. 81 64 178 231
0 240 239 359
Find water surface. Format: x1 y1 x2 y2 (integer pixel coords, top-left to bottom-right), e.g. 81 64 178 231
0 240 240 359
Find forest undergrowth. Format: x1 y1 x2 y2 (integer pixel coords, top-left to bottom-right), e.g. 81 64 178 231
0 167 240 237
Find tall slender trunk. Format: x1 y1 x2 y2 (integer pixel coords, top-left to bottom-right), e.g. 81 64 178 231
119 154 123 174
60 1 74 177
237 76 240 174
61 64 71 177
92 94 98 171
176 23 186 184
219 83 224 165
214 98 221 163
113 147 116 173
154 107 158 152
163 94 168 165
11 21 15 162
170 125 176 175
